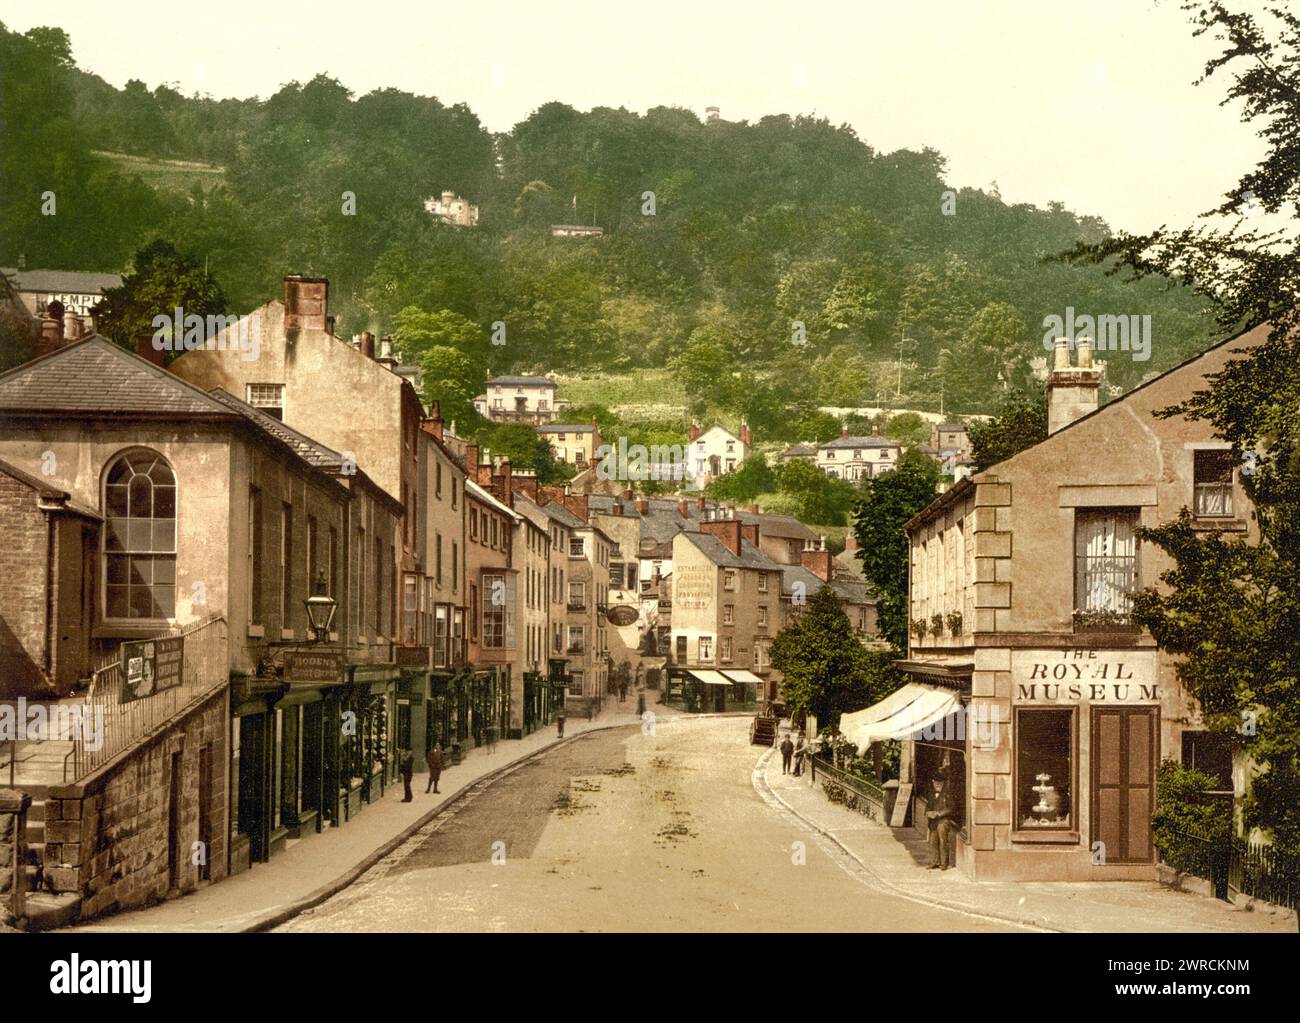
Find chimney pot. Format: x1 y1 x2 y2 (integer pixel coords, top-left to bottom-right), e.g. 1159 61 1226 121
1077 336 1093 368
1053 336 1071 370
841 425 849 438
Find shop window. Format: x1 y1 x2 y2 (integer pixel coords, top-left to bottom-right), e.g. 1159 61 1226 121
1015 708 1075 831
1193 450 1234 518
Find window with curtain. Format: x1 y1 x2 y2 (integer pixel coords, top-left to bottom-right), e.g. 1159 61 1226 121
105 449 177 619
1193 450 1234 518
1074 509 1139 624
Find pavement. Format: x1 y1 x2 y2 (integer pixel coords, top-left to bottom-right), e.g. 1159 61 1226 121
758 741 1297 933
69 694 674 932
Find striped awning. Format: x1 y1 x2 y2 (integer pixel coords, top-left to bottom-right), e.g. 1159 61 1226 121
688 670 734 686
839 684 959 747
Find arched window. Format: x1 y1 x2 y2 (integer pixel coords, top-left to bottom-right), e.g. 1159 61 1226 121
104 449 177 619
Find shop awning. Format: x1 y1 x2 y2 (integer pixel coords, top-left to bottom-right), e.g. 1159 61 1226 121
722 670 763 685
839 684 959 747
688 670 734 686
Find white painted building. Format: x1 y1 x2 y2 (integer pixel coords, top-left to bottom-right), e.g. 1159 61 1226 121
816 427 901 481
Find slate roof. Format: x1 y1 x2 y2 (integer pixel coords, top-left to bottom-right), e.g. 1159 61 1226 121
206 388 347 472
680 531 778 571
2 268 122 294
0 458 102 520
487 375 555 387
934 421 967 432
735 510 817 541
782 443 816 457
0 336 242 418
780 564 877 605
819 435 899 450
541 501 587 529
537 423 596 433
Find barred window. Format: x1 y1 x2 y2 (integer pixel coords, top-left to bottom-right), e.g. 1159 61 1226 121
105 450 176 619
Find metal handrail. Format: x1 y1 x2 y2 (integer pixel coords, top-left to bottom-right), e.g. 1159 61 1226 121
62 615 229 783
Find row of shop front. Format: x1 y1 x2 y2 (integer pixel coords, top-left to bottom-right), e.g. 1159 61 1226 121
228 654 572 875
664 668 763 714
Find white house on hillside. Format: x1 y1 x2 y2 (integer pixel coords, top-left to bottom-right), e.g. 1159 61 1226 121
688 420 750 486
816 427 900 481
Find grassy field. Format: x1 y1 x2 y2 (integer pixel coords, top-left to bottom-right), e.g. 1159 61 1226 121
95 151 226 194
555 369 689 421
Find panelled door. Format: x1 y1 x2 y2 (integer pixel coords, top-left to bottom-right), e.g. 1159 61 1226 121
1091 707 1158 864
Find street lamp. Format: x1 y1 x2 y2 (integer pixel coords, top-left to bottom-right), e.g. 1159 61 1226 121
304 571 337 643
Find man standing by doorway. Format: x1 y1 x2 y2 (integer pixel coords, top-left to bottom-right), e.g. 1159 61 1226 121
925 771 958 870
425 744 443 795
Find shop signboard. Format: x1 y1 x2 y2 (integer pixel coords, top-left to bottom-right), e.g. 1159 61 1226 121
120 636 184 703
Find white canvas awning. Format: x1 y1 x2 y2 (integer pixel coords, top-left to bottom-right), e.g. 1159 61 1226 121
689 670 734 686
721 670 763 685
839 684 960 747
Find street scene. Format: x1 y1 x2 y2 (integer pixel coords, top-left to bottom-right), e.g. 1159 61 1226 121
0 2 1297 985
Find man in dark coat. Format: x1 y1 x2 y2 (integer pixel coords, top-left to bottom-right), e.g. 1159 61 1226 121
779 734 795 774
425 744 443 794
925 771 959 869
399 749 415 802
557 710 566 738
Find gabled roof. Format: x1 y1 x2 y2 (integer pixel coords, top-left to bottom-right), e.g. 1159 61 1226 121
680 531 778 570
488 375 555 387
2 268 122 294
466 479 521 520
735 510 817 541
780 564 877 605
0 335 243 418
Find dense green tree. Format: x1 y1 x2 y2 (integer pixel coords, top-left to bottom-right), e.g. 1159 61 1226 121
770 585 874 724
418 345 479 428
94 239 227 357
851 450 941 648
967 389 1049 472
704 457 776 504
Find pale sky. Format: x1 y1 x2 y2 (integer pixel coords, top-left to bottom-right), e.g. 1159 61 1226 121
0 0 1265 234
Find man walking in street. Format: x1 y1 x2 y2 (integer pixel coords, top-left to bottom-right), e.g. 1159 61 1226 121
557 709 566 738
425 744 443 794
399 749 415 802
779 733 794 774
925 770 959 870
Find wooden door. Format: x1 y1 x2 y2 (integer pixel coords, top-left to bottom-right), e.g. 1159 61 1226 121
1091 707 1157 864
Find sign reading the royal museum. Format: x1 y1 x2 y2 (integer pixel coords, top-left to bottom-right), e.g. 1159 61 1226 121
1011 649 1159 704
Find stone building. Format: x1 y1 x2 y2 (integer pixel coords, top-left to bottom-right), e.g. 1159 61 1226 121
473 374 562 424
816 426 901 481
536 420 602 467
873 328 1266 882
668 510 780 712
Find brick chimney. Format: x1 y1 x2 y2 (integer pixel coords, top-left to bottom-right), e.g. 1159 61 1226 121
844 535 858 553
841 424 849 439
561 493 589 522
136 333 166 368
465 444 479 474
498 458 513 505
360 330 375 359
870 425 879 437
801 537 833 581
423 401 444 440
696 496 706 512
739 522 759 549
636 497 650 515
747 503 760 514
1047 336 1101 435
689 419 700 442
700 518 742 556
740 418 752 448
283 276 329 333
677 498 689 517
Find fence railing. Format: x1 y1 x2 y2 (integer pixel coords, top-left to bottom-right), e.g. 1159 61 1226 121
63 615 229 783
1160 823 1298 910
812 752 886 819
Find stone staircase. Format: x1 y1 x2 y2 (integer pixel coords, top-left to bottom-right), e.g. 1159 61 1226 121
750 714 778 746
3 787 82 931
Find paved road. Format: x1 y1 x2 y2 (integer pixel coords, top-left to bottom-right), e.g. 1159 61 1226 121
278 715 1019 932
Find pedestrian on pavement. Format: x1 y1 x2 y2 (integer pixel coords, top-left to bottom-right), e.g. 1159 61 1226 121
399 749 415 802
792 731 807 776
619 681 627 703
425 744 443 794
557 710 566 738
485 724 498 754
637 690 646 717
925 771 959 870
779 734 794 774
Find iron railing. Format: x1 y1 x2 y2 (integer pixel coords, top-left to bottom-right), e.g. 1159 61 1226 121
62 615 228 783
811 752 886 819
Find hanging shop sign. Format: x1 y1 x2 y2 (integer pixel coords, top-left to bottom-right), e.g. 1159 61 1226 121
605 604 639 627
1011 649 1159 704
120 636 184 703
284 651 343 685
